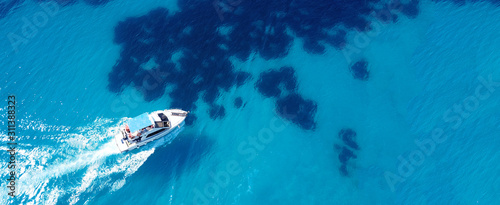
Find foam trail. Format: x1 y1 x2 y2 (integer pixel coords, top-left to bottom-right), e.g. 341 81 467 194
0 118 186 205
0 118 119 204
17 141 119 198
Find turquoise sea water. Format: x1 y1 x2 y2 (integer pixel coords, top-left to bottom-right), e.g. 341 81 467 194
1 0 499 204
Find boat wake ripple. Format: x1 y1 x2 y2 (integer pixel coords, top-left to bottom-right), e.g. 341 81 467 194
0 116 184 205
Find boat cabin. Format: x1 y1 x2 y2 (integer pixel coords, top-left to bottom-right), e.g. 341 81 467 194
122 112 171 142
153 112 171 128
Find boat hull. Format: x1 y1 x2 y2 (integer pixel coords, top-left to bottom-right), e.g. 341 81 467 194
114 122 185 153
114 109 188 153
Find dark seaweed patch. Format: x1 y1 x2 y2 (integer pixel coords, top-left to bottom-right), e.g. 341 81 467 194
335 128 361 176
303 38 326 55
234 97 243 108
335 145 358 177
338 146 357 164
255 67 297 98
276 94 317 130
327 30 347 49
339 128 359 150
203 87 220 105
402 0 420 18
339 164 349 176
392 14 399 23
350 60 370 81
108 0 424 124
255 66 317 130
82 0 113 6
109 6 247 117
209 104 226 119
337 146 357 176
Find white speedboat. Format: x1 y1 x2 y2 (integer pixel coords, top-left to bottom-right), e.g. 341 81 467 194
114 109 188 153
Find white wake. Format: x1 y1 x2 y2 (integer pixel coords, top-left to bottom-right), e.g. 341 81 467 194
0 117 183 205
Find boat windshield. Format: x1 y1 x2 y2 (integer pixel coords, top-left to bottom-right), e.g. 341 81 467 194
158 113 168 121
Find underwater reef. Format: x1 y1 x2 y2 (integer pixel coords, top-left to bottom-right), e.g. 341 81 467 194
255 67 317 130
107 0 422 125
350 60 370 81
335 128 360 176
